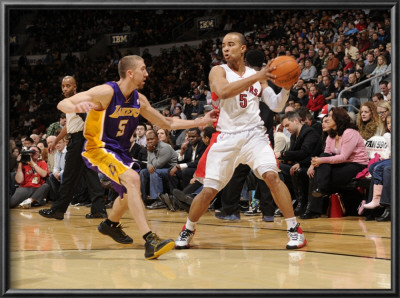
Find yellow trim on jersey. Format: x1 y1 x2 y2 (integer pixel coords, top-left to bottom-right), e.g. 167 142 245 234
83 109 106 151
82 148 131 185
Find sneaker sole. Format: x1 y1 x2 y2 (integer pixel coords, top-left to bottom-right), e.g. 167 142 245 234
286 239 307 249
97 226 133 244
215 215 240 221
146 241 175 260
175 243 191 249
38 211 64 220
244 212 260 216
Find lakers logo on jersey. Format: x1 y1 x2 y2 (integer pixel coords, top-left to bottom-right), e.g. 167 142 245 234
109 105 140 118
108 163 117 177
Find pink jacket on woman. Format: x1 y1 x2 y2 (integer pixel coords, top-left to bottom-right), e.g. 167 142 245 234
320 128 369 165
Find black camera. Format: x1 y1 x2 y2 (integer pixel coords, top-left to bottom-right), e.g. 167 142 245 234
20 149 36 164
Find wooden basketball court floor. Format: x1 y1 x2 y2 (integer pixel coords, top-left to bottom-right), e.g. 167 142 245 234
8 204 391 291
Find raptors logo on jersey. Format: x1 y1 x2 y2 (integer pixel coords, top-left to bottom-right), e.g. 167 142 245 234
212 64 264 133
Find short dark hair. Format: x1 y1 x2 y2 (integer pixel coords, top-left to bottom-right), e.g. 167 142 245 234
24 137 34 144
281 111 301 122
202 126 216 139
137 123 147 130
245 49 265 69
372 93 384 100
297 106 312 121
188 127 201 136
145 129 157 138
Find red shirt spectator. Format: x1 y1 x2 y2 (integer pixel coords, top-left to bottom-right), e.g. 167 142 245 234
307 86 326 113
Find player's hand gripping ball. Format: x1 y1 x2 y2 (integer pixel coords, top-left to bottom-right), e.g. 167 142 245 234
270 56 301 89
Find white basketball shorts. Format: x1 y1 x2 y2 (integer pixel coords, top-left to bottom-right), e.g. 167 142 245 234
203 126 278 191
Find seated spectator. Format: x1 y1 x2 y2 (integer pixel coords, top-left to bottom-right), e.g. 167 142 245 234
354 69 366 83
344 39 359 60
169 97 182 116
301 107 369 219
22 137 34 150
45 135 56 173
299 58 317 81
174 105 187 120
334 68 347 86
379 80 390 100
191 98 204 119
129 133 148 170
289 79 304 100
363 51 377 76
314 48 327 71
162 108 171 117
343 55 355 73
140 129 177 209
367 55 389 94
182 97 193 120
275 111 322 216
372 93 385 106
47 113 66 136
135 123 147 147
320 75 335 104
356 102 385 142
163 126 216 212
376 101 391 123
333 79 345 99
273 121 290 154
47 138 67 202
37 139 48 164
306 86 325 119
362 113 391 216
10 145 50 208
344 22 359 37
342 73 362 113
297 106 322 136
294 87 308 107
358 31 370 54
157 128 175 147
167 127 206 191
326 51 340 74
30 134 40 145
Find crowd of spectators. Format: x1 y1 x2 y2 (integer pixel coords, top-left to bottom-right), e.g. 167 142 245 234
9 8 393 221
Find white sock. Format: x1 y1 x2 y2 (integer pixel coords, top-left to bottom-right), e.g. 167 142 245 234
185 218 197 231
285 217 297 230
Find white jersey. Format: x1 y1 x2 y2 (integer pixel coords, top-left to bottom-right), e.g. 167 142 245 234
212 64 264 133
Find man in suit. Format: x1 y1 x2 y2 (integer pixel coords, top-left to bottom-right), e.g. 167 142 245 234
167 127 206 191
275 111 322 216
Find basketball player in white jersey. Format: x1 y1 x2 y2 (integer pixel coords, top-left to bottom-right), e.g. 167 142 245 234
175 32 307 249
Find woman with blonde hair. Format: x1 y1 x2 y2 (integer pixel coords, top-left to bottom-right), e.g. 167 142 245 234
367 55 389 94
356 102 385 141
376 100 391 126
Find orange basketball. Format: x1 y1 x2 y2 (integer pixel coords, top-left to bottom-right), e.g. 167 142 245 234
270 56 301 89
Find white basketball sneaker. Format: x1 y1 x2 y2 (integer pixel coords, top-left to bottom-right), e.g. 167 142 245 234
286 223 307 249
175 225 195 249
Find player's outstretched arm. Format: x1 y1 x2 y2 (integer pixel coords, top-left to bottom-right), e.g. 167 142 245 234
57 84 113 113
139 93 218 130
209 64 276 100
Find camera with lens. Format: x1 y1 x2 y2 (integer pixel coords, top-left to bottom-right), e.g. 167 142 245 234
20 149 36 164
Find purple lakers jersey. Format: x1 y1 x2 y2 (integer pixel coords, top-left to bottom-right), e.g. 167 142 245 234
83 81 140 153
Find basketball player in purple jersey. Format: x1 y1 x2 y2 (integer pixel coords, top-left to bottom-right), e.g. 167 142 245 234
57 55 218 260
